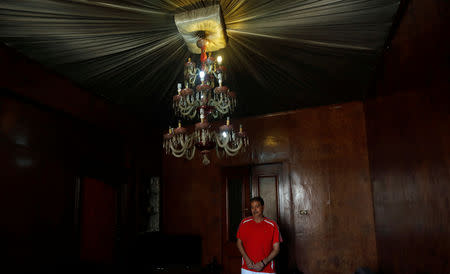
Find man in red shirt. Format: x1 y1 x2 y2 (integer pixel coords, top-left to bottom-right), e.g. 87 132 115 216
236 196 282 273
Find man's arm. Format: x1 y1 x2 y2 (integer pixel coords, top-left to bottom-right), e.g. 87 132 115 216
236 238 255 269
253 242 280 271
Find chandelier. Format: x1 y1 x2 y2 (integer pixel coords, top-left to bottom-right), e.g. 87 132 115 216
163 38 249 165
163 5 249 165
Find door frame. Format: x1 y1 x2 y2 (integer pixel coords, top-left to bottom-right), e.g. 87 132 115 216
221 166 251 274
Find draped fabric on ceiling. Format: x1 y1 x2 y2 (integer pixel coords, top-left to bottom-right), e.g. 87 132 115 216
0 0 400 125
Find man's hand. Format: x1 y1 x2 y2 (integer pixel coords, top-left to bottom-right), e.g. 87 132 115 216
252 261 265 271
237 239 256 269
244 257 255 269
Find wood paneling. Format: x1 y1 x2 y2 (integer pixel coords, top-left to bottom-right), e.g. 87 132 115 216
162 159 223 266
162 102 377 273
0 91 123 272
0 46 161 272
368 0 450 272
0 44 156 137
366 90 450 274
289 103 377 273
376 0 450 95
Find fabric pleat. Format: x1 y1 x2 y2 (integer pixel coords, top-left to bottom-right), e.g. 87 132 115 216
0 0 400 125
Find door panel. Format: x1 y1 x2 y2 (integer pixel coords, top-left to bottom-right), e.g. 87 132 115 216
257 176 279 222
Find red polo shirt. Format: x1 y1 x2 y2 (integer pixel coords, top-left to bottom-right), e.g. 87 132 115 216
237 216 282 273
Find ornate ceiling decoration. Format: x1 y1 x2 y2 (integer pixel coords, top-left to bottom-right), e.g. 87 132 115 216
0 0 400 125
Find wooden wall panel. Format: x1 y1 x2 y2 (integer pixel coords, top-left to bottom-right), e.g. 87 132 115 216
289 103 377 273
376 0 450 95
0 44 152 136
0 46 161 272
369 0 450 272
0 92 123 272
366 90 450 274
161 159 223 265
162 102 377 273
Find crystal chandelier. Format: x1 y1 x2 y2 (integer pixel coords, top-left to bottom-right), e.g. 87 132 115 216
163 38 249 165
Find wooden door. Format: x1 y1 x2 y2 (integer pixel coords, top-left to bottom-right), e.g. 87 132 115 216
222 166 251 274
251 163 296 273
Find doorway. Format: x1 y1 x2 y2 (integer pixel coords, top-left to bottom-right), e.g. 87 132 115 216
222 163 291 274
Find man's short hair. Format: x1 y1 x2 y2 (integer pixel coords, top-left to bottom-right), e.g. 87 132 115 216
250 196 264 206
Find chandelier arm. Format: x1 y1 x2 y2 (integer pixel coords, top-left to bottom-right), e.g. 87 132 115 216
218 101 231 110
189 109 197 119
170 134 192 154
215 145 221 159
183 107 196 118
169 142 187 156
212 98 231 113
179 105 196 117
222 142 240 156
177 135 187 148
215 104 230 114
174 136 194 157
188 95 196 106
178 102 195 112
215 134 229 148
223 139 244 154
219 104 231 112
224 148 240 157
170 146 187 158
216 145 226 159
185 146 196 160
172 151 186 158
216 95 229 105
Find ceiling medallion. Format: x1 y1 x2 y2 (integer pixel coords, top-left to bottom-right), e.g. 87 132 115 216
163 5 249 165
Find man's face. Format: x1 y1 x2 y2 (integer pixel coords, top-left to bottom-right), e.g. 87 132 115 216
251 201 264 218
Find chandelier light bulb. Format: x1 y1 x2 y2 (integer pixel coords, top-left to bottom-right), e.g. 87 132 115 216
217 55 223 64
199 71 205 82
222 131 228 138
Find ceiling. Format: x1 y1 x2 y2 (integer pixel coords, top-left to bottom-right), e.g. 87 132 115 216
0 0 400 126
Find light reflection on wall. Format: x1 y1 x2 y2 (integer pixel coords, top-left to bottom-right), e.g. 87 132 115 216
264 136 279 147
16 156 33 167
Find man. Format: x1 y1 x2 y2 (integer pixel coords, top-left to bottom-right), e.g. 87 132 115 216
236 196 282 274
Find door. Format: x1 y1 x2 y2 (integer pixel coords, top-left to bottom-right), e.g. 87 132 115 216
222 166 251 274
251 163 295 273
